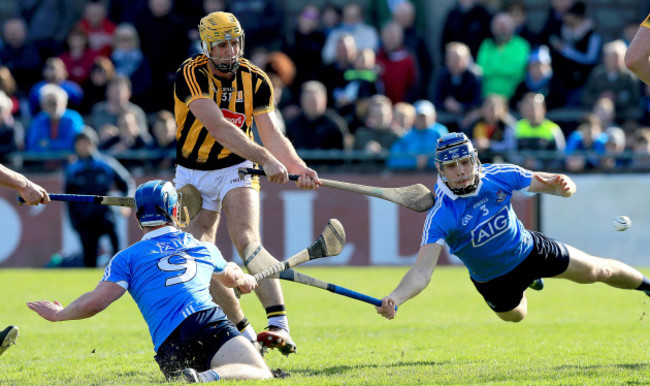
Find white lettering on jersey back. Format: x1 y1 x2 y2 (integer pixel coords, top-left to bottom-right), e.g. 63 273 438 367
470 206 509 247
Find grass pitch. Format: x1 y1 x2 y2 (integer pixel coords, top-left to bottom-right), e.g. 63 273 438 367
1 266 650 385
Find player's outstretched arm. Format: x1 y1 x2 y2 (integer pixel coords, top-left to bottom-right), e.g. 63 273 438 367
529 172 576 197
255 112 321 189
0 163 50 205
27 282 126 322
376 243 442 320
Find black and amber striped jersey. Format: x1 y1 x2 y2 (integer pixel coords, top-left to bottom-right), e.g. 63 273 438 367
174 54 274 170
643 13 650 28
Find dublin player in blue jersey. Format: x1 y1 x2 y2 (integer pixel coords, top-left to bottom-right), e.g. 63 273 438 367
377 133 650 322
28 180 273 382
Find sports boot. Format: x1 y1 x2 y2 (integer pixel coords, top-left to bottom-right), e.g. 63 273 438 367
528 278 544 291
0 326 18 356
257 326 296 356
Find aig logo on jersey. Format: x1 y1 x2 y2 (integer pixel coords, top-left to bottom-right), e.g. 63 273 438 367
470 206 509 247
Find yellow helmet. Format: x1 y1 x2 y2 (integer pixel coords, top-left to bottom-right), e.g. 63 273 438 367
198 12 245 72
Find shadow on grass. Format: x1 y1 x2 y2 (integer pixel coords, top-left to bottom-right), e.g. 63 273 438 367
554 363 649 371
292 360 446 376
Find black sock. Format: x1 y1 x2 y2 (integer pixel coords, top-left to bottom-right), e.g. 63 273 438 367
265 305 286 319
635 276 650 292
235 317 250 333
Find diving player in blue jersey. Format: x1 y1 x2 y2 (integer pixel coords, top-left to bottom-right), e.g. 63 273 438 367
377 133 650 322
28 180 273 382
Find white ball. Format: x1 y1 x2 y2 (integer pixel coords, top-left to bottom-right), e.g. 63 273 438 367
613 216 631 231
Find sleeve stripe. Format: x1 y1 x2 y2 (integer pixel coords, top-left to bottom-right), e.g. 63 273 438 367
420 198 442 246
184 62 201 98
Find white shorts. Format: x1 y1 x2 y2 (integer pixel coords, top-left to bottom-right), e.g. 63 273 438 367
174 160 259 212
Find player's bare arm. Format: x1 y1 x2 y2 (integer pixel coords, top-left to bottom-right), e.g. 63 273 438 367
27 282 126 322
217 262 258 294
255 112 321 190
529 172 576 197
188 98 288 183
625 21 650 85
377 243 442 319
0 163 50 205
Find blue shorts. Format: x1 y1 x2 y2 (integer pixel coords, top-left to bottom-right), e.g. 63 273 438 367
471 231 570 312
154 307 240 380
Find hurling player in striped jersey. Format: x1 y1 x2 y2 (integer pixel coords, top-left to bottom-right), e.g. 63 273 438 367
377 133 650 322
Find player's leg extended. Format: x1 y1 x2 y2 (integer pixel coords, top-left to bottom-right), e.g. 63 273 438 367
554 244 649 292
223 187 296 355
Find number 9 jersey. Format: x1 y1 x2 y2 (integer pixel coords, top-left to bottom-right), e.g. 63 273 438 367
101 226 227 351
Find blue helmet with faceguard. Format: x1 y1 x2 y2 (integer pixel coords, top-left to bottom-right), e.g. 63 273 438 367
134 180 179 228
435 133 481 195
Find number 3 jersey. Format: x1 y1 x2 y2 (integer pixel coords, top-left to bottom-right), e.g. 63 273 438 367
422 164 534 282
174 54 274 170
101 226 227 351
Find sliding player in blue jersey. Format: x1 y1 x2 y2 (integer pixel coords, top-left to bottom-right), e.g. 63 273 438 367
28 180 273 382
377 133 650 322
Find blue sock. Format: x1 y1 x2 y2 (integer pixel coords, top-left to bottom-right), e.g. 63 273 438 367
635 276 650 295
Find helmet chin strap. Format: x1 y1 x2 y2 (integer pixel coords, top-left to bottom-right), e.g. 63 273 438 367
448 174 479 196
209 57 239 73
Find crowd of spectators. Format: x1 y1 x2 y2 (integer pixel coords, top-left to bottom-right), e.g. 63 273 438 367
0 0 649 174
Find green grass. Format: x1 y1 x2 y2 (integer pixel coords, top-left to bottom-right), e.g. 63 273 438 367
2 266 650 385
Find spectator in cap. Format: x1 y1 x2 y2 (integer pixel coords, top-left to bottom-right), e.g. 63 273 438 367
511 45 556 109
64 126 135 268
387 100 449 170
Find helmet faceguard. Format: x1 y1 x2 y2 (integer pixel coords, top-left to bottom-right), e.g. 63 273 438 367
435 133 482 196
198 12 245 73
135 180 185 228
